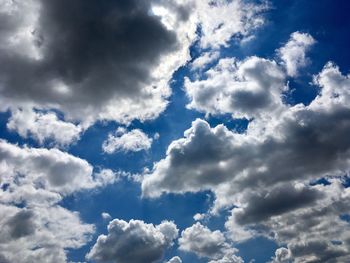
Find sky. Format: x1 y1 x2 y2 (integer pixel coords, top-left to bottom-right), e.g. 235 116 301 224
0 0 350 263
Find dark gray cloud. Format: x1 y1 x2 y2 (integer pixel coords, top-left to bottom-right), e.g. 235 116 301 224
6 210 35 239
86 219 178 263
233 184 323 225
0 0 192 124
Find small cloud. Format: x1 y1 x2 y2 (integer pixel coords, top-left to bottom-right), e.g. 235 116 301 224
102 128 153 154
101 212 112 220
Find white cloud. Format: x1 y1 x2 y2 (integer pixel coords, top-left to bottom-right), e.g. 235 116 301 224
102 128 153 154
141 52 350 261
269 247 291 263
194 0 268 49
179 222 243 262
7 107 82 147
278 31 315 77
0 140 122 262
86 219 178 263
191 51 220 70
101 212 112 220
0 204 94 263
165 256 182 263
185 56 286 119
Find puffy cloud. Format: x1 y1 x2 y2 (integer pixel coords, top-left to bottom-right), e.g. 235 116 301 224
194 0 268 49
102 128 153 154
142 59 350 202
0 139 94 196
185 56 286 119
142 55 350 261
270 247 291 263
86 219 178 263
101 212 112 220
278 31 315 77
179 222 242 262
0 139 119 198
253 180 350 263
191 51 220 70
0 204 94 263
0 140 122 262
166 256 182 263
0 0 195 125
0 0 266 131
7 107 82 147
232 183 323 225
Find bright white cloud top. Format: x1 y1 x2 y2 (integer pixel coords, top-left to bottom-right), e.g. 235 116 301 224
102 128 153 154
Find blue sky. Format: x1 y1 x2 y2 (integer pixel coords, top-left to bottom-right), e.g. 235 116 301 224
0 1 350 263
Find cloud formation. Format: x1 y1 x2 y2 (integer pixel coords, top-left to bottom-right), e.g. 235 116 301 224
102 128 153 154
185 56 286 119
0 139 120 262
7 108 82 147
166 256 182 263
87 219 178 263
142 33 350 261
278 31 315 77
0 0 266 133
179 222 243 263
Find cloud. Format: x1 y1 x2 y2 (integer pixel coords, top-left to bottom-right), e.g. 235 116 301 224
102 128 153 154
7 107 82 147
269 247 291 263
194 0 268 49
185 56 286 119
278 31 315 77
101 212 112 221
232 183 323 225
0 139 122 262
141 44 350 261
0 0 195 125
0 0 267 131
179 222 242 262
142 43 350 206
165 256 182 263
0 204 94 263
87 219 178 263
191 51 220 70
0 139 119 198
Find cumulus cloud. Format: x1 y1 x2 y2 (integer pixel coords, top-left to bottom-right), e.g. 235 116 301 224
270 247 291 263
0 0 267 133
278 31 316 77
185 56 286 119
87 219 178 263
165 256 182 263
194 0 268 49
0 139 122 262
141 38 350 261
179 222 242 262
101 212 112 221
0 204 94 263
7 107 82 147
102 128 153 154
0 139 120 198
0 0 193 125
